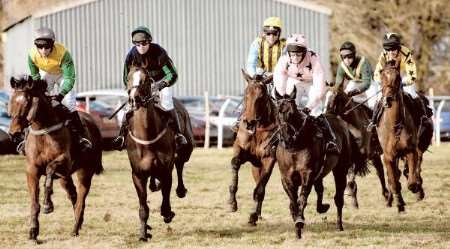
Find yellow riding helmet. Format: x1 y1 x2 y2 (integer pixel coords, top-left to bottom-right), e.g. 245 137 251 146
263 16 282 30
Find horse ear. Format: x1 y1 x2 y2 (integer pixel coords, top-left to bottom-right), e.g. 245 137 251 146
10 77 17 88
241 69 252 83
26 97 39 122
262 74 273 85
274 89 283 100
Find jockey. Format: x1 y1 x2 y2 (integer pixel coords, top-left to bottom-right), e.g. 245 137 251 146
232 16 286 132
273 33 339 154
335 41 378 109
368 32 432 129
23 27 92 153
112 26 187 150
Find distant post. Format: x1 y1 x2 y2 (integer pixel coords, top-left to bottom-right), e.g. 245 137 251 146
204 92 210 149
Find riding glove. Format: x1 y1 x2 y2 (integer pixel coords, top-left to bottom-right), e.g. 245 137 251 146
155 80 169 91
51 94 65 102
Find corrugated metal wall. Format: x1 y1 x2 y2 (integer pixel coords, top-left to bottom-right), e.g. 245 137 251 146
26 0 330 96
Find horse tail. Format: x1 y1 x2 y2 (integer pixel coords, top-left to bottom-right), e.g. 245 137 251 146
350 134 370 177
79 111 104 175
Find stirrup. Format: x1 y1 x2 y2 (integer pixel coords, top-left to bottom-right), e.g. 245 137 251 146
326 141 340 154
175 134 188 145
79 138 93 152
366 122 376 132
112 136 125 151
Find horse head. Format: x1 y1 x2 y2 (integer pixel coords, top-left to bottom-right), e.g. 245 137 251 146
324 81 353 115
381 59 401 108
127 66 156 110
8 75 48 136
241 69 274 132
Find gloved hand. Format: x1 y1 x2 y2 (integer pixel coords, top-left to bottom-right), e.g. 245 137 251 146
347 89 361 97
154 80 168 91
51 94 64 102
302 107 311 115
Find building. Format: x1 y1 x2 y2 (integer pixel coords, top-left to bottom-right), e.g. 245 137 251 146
2 0 331 96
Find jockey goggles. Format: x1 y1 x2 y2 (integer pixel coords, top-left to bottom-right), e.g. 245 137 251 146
34 41 53 50
133 40 150 47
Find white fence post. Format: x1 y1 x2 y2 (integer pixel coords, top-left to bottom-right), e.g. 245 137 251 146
217 98 231 149
204 92 210 149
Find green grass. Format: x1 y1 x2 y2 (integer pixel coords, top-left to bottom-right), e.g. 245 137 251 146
0 144 449 249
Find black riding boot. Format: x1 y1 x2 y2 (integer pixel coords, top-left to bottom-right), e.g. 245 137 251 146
319 115 340 154
367 100 382 132
112 111 132 151
171 109 188 150
416 97 433 128
69 111 93 152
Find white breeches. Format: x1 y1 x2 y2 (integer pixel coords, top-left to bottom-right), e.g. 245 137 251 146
344 80 380 110
39 70 76 112
159 86 174 111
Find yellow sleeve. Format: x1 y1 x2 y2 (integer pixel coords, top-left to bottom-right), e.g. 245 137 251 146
373 53 385 83
403 53 417 85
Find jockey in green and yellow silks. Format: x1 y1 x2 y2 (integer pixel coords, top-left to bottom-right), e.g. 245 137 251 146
246 16 286 77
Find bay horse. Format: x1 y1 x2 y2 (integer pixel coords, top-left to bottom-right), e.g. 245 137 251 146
8 76 103 241
275 92 367 238
376 59 426 212
324 85 389 208
125 66 193 241
227 70 278 226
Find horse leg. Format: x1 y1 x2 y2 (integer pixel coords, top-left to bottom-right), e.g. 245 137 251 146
132 173 151 241
71 169 94 236
371 155 389 201
384 155 405 212
280 176 299 221
27 167 41 241
314 178 330 213
149 176 161 192
42 172 54 214
345 165 359 209
175 160 187 198
405 151 420 194
59 176 77 208
228 152 244 212
160 172 176 224
333 168 348 231
248 157 275 225
415 151 425 201
251 166 262 185
296 169 314 239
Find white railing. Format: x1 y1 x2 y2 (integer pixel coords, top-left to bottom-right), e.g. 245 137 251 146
429 96 450 146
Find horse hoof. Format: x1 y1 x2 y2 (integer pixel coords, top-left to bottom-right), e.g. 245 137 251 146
336 223 344 231
316 203 330 214
176 187 187 198
139 236 148 242
43 204 54 214
228 201 238 212
408 183 420 194
352 201 359 209
71 231 79 237
29 228 39 241
382 191 390 201
149 180 161 192
398 205 405 213
416 189 425 201
146 224 152 230
295 220 304 239
248 212 259 225
163 211 175 223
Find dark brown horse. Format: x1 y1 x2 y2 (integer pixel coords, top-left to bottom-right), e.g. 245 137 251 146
324 86 389 208
227 70 278 225
275 93 367 238
377 59 425 212
8 76 103 241
125 66 193 241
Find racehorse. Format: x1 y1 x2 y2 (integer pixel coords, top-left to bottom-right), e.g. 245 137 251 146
8 76 103 241
227 70 278 225
275 92 367 238
376 59 426 212
125 66 194 240
324 85 389 207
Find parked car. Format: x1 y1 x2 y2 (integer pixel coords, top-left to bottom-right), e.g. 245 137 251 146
76 89 128 149
433 100 450 141
0 101 17 154
178 96 241 146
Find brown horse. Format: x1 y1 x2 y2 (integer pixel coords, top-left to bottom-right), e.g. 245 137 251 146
227 70 278 225
376 59 425 212
275 93 367 239
125 66 193 241
8 76 103 241
324 86 389 208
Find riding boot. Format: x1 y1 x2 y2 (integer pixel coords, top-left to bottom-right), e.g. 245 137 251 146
319 115 340 154
171 109 188 151
415 97 433 132
69 111 93 152
112 111 132 151
367 100 382 132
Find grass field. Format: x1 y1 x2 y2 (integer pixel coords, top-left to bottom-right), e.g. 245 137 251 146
0 144 449 249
